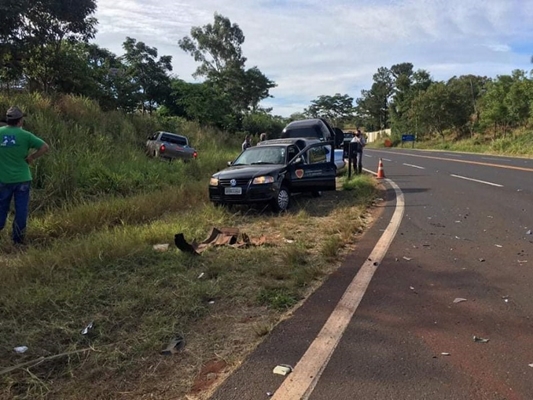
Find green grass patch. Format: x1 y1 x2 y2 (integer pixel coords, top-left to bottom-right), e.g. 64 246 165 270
0 92 380 399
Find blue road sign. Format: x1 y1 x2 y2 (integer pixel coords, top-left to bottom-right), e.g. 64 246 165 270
402 134 415 142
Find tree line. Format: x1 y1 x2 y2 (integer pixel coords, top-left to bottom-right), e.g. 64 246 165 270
1 1 531 140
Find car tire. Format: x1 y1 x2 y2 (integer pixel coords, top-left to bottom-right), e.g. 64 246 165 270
311 190 322 198
271 186 290 212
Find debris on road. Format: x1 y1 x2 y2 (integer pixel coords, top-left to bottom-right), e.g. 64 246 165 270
410 286 415 290
529 364 533 368
453 298 467 304
478 258 486 262
161 335 185 356
14 346 28 354
441 353 451 356
175 227 268 255
518 260 528 264
502 295 510 303
495 244 503 248
153 243 170 252
403 257 412 261
473 336 490 343
267 392 273 397
273 364 293 376
526 230 532 235
81 321 94 335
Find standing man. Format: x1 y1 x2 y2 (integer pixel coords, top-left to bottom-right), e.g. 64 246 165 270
0 106 49 245
350 129 366 174
241 134 252 152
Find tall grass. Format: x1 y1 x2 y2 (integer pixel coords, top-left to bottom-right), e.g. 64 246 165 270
0 93 379 399
369 128 533 157
0 93 239 212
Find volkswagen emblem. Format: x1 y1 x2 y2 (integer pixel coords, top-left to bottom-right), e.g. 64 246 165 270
230 179 237 187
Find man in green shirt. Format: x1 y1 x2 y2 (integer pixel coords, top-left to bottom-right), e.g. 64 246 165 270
0 106 49 245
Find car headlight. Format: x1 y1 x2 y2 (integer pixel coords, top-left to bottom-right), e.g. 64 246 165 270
252 175 274 184
209 177 219 186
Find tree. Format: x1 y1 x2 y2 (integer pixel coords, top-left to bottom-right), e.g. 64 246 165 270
178 13 246 81
0 0 98 92
445 75 489 137
164 78 236 129
241 110 286 137
179 13 276 119
305 93 355 126
355 67 393 131
121 37 172 113
409 82 462 139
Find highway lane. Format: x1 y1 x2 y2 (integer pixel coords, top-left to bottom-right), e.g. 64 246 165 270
311 150 533 399
211 149 533 400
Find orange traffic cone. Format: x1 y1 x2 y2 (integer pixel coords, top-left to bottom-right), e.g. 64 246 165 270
377 158 386 179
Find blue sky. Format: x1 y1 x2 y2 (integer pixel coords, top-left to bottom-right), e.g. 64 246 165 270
94 0 532 117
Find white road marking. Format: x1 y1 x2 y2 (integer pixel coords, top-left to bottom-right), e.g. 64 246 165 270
272 179 405 400
450 174 503 187
403 163 425 170
364 154 373 158
444 153 463 157
382 158 392 162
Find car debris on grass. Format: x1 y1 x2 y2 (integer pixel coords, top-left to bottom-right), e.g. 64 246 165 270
174 227 268 255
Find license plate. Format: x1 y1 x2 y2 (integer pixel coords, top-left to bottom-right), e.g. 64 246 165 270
225 187 242 195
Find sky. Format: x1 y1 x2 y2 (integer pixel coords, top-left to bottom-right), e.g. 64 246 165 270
93 0 533 117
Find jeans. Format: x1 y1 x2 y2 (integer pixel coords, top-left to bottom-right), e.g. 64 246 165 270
0 181 31 244
351 152 363 174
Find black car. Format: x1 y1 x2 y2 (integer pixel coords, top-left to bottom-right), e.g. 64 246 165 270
209 138 337 211
280 118 344 149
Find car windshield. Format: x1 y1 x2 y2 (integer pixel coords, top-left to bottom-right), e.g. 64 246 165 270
160 133 188 146
233 146 286 165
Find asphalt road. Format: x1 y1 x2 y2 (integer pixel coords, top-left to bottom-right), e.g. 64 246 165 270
210 149 533 400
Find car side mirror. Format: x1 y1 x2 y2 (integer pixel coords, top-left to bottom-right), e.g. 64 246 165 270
227 161 233 166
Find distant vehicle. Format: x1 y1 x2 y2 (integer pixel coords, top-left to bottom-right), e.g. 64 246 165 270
343 131 355 157
280 118 344 149
208 138 337 211
146 131 197 162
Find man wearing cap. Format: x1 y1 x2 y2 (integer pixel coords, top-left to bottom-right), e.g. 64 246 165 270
0 106 49 245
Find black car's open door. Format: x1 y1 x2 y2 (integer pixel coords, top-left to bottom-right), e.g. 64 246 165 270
287 141 336 192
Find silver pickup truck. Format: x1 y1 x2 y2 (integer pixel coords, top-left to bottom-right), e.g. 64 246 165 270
146 131 198 162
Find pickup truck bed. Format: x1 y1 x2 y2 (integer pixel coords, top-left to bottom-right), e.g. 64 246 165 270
146 131 197 161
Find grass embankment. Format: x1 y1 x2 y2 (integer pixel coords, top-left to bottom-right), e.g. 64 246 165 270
369 128 533 157
0 94 378 399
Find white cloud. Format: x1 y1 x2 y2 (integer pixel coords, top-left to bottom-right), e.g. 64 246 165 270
94 0 533 116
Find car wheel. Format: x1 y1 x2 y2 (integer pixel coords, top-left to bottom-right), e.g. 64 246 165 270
271 186 290 212
311 190 322 198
